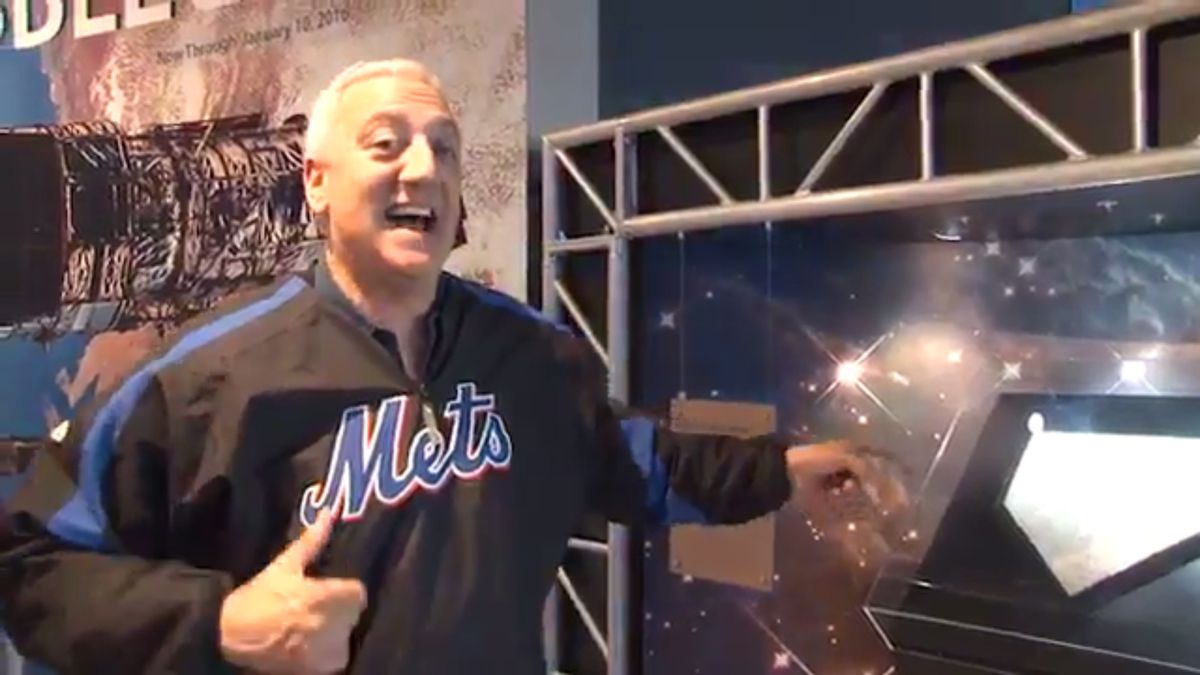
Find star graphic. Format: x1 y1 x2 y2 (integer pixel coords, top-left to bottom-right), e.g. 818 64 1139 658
659 311 677 329
1002 362 1023 381
773 651 791 669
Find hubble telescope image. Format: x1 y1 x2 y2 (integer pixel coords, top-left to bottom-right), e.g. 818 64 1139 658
634 216 1200 674
0 113 320 342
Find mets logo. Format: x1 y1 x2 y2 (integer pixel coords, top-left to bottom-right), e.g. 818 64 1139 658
299 382 513 525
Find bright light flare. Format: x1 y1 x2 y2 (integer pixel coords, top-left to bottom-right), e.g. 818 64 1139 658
1120 359 1147 383
836 361 865 385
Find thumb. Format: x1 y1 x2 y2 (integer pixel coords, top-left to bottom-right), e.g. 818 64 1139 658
274 509 336 572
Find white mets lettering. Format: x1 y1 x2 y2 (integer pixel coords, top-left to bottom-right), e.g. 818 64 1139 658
299 382 513 526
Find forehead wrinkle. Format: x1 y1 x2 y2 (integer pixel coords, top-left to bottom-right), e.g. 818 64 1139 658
337 75 455 129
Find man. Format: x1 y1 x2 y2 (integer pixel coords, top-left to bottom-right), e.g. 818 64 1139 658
0 59 901 675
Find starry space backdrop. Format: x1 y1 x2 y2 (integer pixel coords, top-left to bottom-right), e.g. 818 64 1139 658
630 215 1200 675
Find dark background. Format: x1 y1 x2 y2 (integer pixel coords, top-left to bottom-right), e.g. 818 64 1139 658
597 0 1071 118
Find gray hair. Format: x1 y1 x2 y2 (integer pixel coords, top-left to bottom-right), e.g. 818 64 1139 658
304 59 447 162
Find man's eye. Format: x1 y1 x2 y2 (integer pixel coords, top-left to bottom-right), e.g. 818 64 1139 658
371 136 399 151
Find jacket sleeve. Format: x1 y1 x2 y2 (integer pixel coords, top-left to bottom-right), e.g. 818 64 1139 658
563 335 794 527
0 371 236 675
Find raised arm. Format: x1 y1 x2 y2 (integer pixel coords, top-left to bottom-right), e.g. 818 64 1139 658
593 397 794 526
556 330 790 527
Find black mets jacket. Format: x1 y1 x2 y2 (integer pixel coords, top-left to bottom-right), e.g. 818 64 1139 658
0 262 793 675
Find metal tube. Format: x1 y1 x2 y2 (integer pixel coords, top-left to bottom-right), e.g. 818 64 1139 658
555 148 620 231
656 125 735 204
606 132 634 675
542 587 561 673
619 145 1200 238
614 127 628 232
539 137 562 675
965 63 1088 159
758 105 771 200
862 607 897 652
546 234 614 254
557 568 610 660
554 280 611 369
544 0 1200 147
606 241 630 675
759 104 775 388
920 72 934 180
1131 28 1148 152
797 82 889 194
541 138 561 318
569 537 611 555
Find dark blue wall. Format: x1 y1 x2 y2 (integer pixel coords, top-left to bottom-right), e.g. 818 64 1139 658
598 1 1075 116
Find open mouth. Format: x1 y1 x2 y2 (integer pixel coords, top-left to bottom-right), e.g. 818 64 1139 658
384 204 436 232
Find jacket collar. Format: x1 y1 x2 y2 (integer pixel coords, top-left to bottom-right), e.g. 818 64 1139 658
311 253 450 368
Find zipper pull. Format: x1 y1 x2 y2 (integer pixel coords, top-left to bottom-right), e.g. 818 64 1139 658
420 395 446 449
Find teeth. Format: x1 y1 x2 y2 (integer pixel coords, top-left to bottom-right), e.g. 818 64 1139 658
386 205 434 219
384 205 435 231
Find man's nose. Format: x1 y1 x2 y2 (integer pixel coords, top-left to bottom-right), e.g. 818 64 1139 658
399 136 437 184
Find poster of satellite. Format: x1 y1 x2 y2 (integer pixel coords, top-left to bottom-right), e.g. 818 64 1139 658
0 0 526 456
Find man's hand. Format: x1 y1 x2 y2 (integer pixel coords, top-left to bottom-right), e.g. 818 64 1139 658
219 510 367 674
784 440 912 559
785 440 907 508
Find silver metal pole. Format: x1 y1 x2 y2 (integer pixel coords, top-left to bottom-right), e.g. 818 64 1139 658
544 0 1200 146
542 138 562 318
540 137 563 674
557 569 610 660
555 148 621 231
569 537 611 555
619 144 1200 239
656 125 735 204
797 82 889 194
758 105 771 201
607 129 633 675
965 63 1088 160
547 234 615 254
919 72 934 180
614 127 628 229
542 587 562 675
554 280 611 369
1131 28 1148 152
606 245 631 675
759 103 775 389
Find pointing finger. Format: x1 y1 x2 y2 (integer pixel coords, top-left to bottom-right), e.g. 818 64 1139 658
275 509 336 571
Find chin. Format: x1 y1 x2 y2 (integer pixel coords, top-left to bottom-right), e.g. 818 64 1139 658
379 249 438 276
371 231 448 276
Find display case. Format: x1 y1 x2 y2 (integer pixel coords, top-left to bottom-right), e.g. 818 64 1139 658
539 2 1200 673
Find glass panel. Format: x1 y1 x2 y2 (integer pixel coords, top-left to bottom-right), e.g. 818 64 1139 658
639 223 779 674
638 182 1200 674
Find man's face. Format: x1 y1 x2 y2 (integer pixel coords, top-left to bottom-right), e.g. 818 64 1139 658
305 72 463 293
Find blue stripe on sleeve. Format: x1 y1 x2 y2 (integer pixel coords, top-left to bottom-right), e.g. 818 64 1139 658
620 416 708 526
46 278 307 551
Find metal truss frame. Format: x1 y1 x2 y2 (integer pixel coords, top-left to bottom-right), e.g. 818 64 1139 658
538 2 1200 674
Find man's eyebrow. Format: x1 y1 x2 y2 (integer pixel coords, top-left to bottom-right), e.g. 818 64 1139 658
357 111 406 132
354 112 459 142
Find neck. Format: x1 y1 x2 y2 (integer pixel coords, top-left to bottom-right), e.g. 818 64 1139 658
324 249 439 376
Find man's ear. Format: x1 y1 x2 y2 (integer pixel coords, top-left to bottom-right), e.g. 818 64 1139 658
303 158 328 218
454 196 469 248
